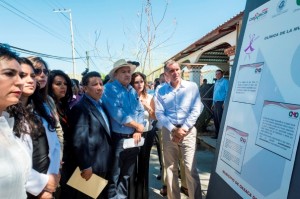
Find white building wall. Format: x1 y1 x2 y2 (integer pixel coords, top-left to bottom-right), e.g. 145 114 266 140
177 29 238 65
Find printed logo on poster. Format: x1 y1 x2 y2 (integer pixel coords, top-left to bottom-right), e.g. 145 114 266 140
254 67 262 73
244 34 259 61
295 0 300 14
277 0 287 12
289 111 299 118
272 0 288 17
248 8 268 23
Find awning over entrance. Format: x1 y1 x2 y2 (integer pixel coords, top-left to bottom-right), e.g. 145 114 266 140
168 12 243 63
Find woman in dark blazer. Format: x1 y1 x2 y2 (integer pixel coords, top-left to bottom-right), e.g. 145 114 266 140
60 71 112 199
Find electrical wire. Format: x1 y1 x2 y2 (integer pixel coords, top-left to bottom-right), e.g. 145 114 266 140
0 0 69 44
0 43 84 62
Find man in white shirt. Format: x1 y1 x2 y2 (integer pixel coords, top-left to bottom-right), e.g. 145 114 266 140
155 60 203 199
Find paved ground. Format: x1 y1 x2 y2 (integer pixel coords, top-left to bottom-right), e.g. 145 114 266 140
148 137 216 199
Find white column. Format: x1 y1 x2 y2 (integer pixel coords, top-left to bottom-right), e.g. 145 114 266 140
189 65 202 88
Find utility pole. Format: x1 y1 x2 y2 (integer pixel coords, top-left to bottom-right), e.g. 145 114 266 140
86 51 90 69
53 9 76 78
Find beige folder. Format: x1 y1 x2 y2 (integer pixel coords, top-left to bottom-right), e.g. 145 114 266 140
67 167 108 199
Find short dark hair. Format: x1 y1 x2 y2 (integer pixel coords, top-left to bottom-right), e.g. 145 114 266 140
71 78 80 88
0 44 20 62
82 71 102 86
216 69 224 74
103 74 110 85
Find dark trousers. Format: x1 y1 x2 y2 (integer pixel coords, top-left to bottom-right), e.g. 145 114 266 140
213 101 224 137
130 129 156 199
154 130 162 172
107 136 140 199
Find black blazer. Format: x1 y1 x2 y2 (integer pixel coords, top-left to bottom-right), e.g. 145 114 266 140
63 94 112 179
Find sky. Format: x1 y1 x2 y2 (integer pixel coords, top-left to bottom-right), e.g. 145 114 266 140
0 0 247 77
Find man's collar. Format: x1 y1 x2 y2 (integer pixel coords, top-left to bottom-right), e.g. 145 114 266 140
114 79 132 90
168 79 187 89
180 80 188 88
216 77 224 82
85 94 100 106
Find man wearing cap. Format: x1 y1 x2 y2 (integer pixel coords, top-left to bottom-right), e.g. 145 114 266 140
155 60 203 199
102 59 144 199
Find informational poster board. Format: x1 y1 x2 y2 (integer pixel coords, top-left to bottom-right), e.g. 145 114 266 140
207 0 300 199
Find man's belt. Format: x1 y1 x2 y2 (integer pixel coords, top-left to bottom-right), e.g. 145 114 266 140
215 100 224 103
173 124 182 128
112 132 133 138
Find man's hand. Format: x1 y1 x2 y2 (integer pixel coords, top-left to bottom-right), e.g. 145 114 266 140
81 168 93 181
171 128 187 143
211 104 214 110
125 121 144 132
133 132 142 145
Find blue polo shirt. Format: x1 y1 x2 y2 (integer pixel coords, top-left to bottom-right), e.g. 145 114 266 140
213 77 229 103
102 80 144 134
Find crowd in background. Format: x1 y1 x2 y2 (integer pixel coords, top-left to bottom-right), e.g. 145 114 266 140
0 43 229 199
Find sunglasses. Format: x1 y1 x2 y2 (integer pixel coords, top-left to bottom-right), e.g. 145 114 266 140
35 68 49 76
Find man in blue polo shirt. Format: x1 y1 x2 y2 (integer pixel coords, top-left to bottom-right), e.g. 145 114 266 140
102 59 144 199
212 69 229 139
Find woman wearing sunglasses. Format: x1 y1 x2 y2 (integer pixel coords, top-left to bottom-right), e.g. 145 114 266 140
28 56 64 158
7 58 61 199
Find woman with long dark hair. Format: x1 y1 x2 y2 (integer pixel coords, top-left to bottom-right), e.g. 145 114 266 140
0 45 31 198
8 58 61 199
47 70 73 135
130 72 156 199
27 56 64 156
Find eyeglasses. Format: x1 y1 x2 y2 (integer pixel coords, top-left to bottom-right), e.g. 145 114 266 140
35 69 49 76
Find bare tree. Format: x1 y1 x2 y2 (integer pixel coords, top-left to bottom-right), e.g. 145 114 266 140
136 0 177 73
90 0 176 74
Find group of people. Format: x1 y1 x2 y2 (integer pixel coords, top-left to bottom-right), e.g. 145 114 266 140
0 45 64 199
0 43 209 199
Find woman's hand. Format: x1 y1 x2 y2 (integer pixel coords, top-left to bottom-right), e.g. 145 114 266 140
44 174 59 193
